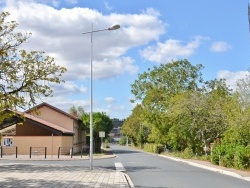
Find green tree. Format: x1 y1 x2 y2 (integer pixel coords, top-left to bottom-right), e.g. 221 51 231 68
0 12 66 117
131 59 204 144
81 112 113 153
167 79 232 153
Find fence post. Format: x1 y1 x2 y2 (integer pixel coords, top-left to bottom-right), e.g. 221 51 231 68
71 147 73 158
58 147 60 159
16 147 18 158
30 147 32 159
45 147 47 159
81 146 83 158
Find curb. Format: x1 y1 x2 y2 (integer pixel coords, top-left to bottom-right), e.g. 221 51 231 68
123 173 135 188
159 155 250 182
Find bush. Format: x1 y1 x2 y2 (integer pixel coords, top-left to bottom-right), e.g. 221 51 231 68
211 143 250 170
119 137 127 146
182 147 194 158
144 143 165 154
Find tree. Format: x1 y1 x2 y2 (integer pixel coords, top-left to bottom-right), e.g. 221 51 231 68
167 79 232 153
236 69 250 108
0 12 66 116
81 112 113 153
131 59 204 143
69 106 84 117
121 104 148 147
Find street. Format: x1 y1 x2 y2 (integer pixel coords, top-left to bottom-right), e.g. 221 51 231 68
111 145 250 188
0 145 250 188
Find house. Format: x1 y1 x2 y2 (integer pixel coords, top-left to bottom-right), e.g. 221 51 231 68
0 102 86 155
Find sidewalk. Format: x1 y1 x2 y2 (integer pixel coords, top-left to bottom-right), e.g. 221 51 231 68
0 154 132 187
0 163 131 187
160 154 250 182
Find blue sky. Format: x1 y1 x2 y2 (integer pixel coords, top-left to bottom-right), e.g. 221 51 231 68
1 0 250 119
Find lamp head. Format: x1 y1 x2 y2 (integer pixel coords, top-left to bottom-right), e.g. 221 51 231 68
108 24 120 30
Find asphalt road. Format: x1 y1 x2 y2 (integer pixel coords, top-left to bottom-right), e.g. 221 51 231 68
1 145 250 188
111 145 250 188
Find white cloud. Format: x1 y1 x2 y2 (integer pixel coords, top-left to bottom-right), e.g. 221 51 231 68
140 36 208 64
2 1 164 80
104 97 115 103
210 41 231 53
217 70 248 90
41 96 90 113
1 1 165 118
50 81 87 95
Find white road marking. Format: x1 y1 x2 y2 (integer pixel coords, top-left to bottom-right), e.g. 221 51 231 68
115 162 126 172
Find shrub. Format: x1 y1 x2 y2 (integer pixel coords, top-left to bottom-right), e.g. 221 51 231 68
143 143 165 154
182 147 194 158
119 137 127 146
211 143 250 170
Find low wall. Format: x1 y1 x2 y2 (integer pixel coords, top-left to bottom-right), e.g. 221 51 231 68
1 136 73 155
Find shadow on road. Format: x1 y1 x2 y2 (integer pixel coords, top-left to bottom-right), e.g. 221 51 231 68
112 149 142 154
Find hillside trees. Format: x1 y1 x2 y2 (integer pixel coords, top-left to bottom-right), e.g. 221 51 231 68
167 79 232 154
128 59 242 156
0 12 66 117
130 60 204 145
122 104 149 147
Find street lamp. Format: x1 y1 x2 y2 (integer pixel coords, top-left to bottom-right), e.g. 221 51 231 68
82 24 120 170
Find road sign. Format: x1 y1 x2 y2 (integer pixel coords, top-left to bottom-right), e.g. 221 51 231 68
99 131 105 138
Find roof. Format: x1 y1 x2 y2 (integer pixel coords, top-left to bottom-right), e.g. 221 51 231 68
25 102 80 121
0 109 74 136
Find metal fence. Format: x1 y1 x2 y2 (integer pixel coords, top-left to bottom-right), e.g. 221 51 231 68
0 146 18 158
30 147 47 159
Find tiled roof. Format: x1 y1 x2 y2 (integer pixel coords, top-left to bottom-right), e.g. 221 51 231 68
0 109 74 136
25 102 80 120
23 112 73 135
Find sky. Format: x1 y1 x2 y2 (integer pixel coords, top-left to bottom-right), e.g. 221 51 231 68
0 0 250 119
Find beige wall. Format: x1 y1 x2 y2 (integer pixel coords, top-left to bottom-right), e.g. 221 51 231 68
28 106 73 131
1 136 73 155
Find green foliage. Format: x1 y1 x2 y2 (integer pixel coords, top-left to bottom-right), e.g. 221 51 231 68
127 58 250 170
121 104 149 146
211 143 250 170
81 112 113 153
0 12 66 116
143 143 165 154
119 137 127 146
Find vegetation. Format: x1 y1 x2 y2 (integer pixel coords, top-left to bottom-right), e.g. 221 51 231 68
0 12 66 119
122 59 250 170
81 112 114 153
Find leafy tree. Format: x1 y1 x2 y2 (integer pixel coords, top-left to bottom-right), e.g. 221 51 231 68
121 104 147 147
0 12 66 117
81 112 113 153
69 106 84 117
167 79 232 153
131 59 204 143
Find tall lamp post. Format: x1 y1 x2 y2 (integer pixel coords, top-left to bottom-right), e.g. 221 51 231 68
82 24 120 170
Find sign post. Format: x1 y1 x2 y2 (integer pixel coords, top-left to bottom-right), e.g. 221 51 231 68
99 131 105 152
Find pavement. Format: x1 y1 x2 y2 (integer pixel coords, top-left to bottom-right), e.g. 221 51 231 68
0 152 250 187
0 154 133 188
